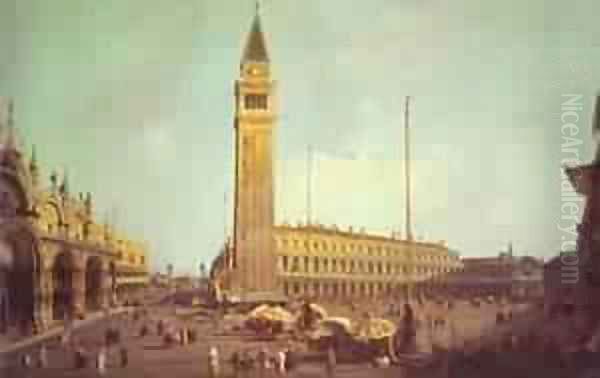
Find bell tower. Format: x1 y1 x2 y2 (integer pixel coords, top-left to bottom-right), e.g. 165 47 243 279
231 6 278 293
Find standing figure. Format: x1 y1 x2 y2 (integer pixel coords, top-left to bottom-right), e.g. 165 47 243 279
157 319 164 336
139 322 149 338
61 321 72 348
240 349 254 377
230 351 241 378
325 345 337 378
74 343 87 369
208 345 220 378
38 344 48 368
284 346 296 373
277 349 287 376
181 327 188 345
257 347 268 378
120 344 129 367
96 345 107 376
21 353 32 368
400 303 417 353
188 327 197 344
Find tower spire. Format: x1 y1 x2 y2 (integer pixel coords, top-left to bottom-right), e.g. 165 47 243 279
59 168 69 197
30 144 40 185
30 144 37 166
4 99 19 152
241 1 269 64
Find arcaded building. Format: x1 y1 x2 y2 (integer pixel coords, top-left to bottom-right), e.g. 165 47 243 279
0 99 149 336
274 224 461 299
214 223 461 299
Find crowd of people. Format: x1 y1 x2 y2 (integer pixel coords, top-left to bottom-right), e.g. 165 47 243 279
12 291 577 377
14 311 132 376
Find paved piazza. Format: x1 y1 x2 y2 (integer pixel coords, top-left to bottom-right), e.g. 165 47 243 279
0 296 538 378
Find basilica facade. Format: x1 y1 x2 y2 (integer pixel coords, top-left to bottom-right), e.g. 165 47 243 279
0 99 148 336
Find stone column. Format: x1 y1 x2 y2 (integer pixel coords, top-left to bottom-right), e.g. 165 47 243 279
72 255 86 318
37 257 54 332
31 274 43 335
110 264 118 307
100 262 111 309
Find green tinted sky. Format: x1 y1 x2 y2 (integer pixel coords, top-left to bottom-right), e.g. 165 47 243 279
1 0 598 274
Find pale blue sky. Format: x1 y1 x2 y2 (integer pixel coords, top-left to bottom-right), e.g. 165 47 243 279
0 0 598 274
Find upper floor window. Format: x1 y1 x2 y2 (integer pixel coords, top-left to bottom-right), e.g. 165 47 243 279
244 94 268 110
282 256 289 272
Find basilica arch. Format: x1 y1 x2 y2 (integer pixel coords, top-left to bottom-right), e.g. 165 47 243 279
85 256 104 311
0 221 40 336
52 249 74 321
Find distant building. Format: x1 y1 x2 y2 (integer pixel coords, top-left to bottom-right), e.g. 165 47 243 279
173 275 194 290
544 252 578 316
511 255 545 298
445 247 544 299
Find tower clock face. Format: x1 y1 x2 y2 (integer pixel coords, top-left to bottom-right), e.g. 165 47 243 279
246 66 262 76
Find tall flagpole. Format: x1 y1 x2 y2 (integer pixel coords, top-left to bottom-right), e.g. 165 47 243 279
404 96 415 301
224 191 228 241
404 96 413 242
307 145 313 226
